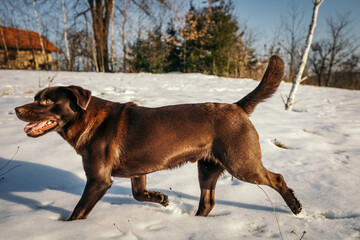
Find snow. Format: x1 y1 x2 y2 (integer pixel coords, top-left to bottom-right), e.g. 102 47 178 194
0 70 359 239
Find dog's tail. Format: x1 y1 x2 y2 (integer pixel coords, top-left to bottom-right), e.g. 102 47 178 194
236 55 284 115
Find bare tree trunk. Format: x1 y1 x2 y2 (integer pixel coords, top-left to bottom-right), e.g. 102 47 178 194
285 0 324 111
119 0 130 72
0 23 9 67
61 0 71 70
110 0 115 71
28 31 37 69
88 18 99 72
88 0 114 72
324 14 351 87
183 39 187 72
22 18 37 69
309 41 331 86
15 29 20 68
32 0 48 68
325 48 335 87
280 2 304 82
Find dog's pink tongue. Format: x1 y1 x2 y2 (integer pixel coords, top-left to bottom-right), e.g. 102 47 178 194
24 121 47 134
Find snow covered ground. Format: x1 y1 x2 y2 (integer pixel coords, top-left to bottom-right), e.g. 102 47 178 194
0 70 359 240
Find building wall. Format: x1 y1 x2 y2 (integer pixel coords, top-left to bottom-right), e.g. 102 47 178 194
0 49 52 70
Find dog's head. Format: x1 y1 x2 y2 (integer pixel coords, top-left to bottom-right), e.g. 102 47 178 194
15 85 91 138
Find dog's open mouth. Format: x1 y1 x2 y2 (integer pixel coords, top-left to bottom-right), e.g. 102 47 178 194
24 120 58 137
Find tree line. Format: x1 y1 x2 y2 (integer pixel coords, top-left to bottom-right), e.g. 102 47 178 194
127 1 258 79
0 0 359 89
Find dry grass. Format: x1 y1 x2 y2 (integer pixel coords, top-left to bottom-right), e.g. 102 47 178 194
271 139 294 150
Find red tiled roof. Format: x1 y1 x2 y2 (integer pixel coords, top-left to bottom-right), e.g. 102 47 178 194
0 26 61 53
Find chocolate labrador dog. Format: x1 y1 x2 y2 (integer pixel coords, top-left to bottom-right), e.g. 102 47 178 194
15 55 301 221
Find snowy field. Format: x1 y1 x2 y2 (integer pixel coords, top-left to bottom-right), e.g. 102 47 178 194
0 70 359 240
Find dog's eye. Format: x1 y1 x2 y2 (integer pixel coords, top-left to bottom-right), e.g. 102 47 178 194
41 99 53 105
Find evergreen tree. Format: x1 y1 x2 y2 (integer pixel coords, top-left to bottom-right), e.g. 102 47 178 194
128 37 150 72
180 2 199 73
148 25 167 73
128 25 168 73
179 0 253 77
164 20 182 72
207 0 238 76
128 0 258 77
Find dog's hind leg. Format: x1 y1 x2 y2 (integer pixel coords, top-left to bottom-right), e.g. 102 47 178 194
131 175 169 206
227 165 302 215
263 170 302 215
195 160 224 216
214 122 302 215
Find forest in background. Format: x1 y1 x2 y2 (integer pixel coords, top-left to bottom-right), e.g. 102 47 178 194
0 0 359 89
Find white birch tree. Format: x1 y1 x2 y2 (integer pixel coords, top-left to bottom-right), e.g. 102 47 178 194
285 0 324 111
32 0 47 68
89 18 99 72
110 0 115 71
61 0 71 70
118 0 130 72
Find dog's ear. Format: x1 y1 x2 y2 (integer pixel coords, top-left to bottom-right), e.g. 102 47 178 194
66 85 92 110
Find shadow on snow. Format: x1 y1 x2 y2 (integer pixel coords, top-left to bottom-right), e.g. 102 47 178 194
0 157 288 220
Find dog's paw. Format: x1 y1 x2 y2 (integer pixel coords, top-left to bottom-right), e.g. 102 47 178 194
291 200 302 215
160 194 169 207
153 191 169 207
288 194 302 215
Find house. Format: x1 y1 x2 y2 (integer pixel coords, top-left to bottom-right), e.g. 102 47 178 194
0 26 61 70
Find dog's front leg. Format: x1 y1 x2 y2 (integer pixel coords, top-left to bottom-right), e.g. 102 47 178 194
131 175 169 206
68 178 112 221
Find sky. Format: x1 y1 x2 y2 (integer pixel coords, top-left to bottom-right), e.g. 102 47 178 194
232 0 360 52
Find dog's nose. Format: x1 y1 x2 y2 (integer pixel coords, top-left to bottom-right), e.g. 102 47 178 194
14 107 22 115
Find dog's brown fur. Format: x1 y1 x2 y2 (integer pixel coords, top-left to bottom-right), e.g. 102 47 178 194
15 55 301 220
